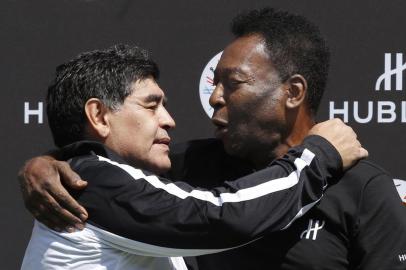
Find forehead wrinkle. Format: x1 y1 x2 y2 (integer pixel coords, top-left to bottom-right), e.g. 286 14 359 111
218 38 271 81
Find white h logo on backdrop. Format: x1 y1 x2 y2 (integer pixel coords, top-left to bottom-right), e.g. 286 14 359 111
375 53 406 91
24 102 43 124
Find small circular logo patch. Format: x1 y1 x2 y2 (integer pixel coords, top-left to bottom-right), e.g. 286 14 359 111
199 51 223 118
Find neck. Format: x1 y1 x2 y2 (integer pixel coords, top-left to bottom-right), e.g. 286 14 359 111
252 109 315 170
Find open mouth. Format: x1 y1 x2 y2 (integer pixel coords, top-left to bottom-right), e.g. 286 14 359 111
211 118 228 138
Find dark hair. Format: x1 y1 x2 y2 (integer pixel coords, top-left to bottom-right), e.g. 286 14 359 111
47 44 159 147
231 8 330 114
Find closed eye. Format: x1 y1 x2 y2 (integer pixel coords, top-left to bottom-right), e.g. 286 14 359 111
145 103 159 110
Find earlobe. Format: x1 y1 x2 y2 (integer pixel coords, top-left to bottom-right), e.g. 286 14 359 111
285 74 307 109
84 98 110 139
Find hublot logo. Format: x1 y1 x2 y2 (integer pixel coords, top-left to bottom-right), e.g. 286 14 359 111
329 53 406 123
376 53 406 91
300 219 325 240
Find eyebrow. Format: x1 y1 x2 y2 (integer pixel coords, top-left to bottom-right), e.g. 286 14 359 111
214 67 255 84
215 67 250 78
144 94 167 104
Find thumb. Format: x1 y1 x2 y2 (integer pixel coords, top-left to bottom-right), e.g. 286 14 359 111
55 161 87 189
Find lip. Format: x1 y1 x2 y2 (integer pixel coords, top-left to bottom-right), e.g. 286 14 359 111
154 137 171 145
154 137 171 150
211 117 228 128
211 118 228 139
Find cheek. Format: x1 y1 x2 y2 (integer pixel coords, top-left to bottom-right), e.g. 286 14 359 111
136 115 165 153
118 112 159 155
126 110 156 135
137 120 158 142
227 95 258 131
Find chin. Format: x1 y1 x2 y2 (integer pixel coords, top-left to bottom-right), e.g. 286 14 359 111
147 159 172 175
223 136 245 158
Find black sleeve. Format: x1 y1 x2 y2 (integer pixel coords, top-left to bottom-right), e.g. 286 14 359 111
70 135 341 256
353 173 406 269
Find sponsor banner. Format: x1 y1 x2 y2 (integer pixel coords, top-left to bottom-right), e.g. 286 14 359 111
329 53 406 123
199 52 222 117
394 179 406 204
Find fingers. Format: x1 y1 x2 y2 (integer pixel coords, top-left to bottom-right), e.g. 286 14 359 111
47 183 88 224
24 184 86 231
31 204 66 232
308 118 346 137
18 156 88 232
42 193 86 231
53 161 89 223
55 161 87 190
359 147 369 159
310 118 368 170
353 138 368 158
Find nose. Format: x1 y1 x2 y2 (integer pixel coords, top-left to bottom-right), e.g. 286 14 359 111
159 106 176 130
209 83 225 109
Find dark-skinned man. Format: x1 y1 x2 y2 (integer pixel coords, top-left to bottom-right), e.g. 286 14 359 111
20 8 406 270
188 9 406 269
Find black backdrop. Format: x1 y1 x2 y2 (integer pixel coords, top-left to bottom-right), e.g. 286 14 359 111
2 0 406 268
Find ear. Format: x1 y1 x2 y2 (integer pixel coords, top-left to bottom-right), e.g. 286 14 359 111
84 98 111 139
285 74 308 109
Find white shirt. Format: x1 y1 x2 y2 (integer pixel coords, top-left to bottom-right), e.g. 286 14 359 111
21 221 188 270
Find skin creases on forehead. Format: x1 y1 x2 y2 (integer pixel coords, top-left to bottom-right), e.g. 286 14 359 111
126 78 167 107
215 35 278 85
